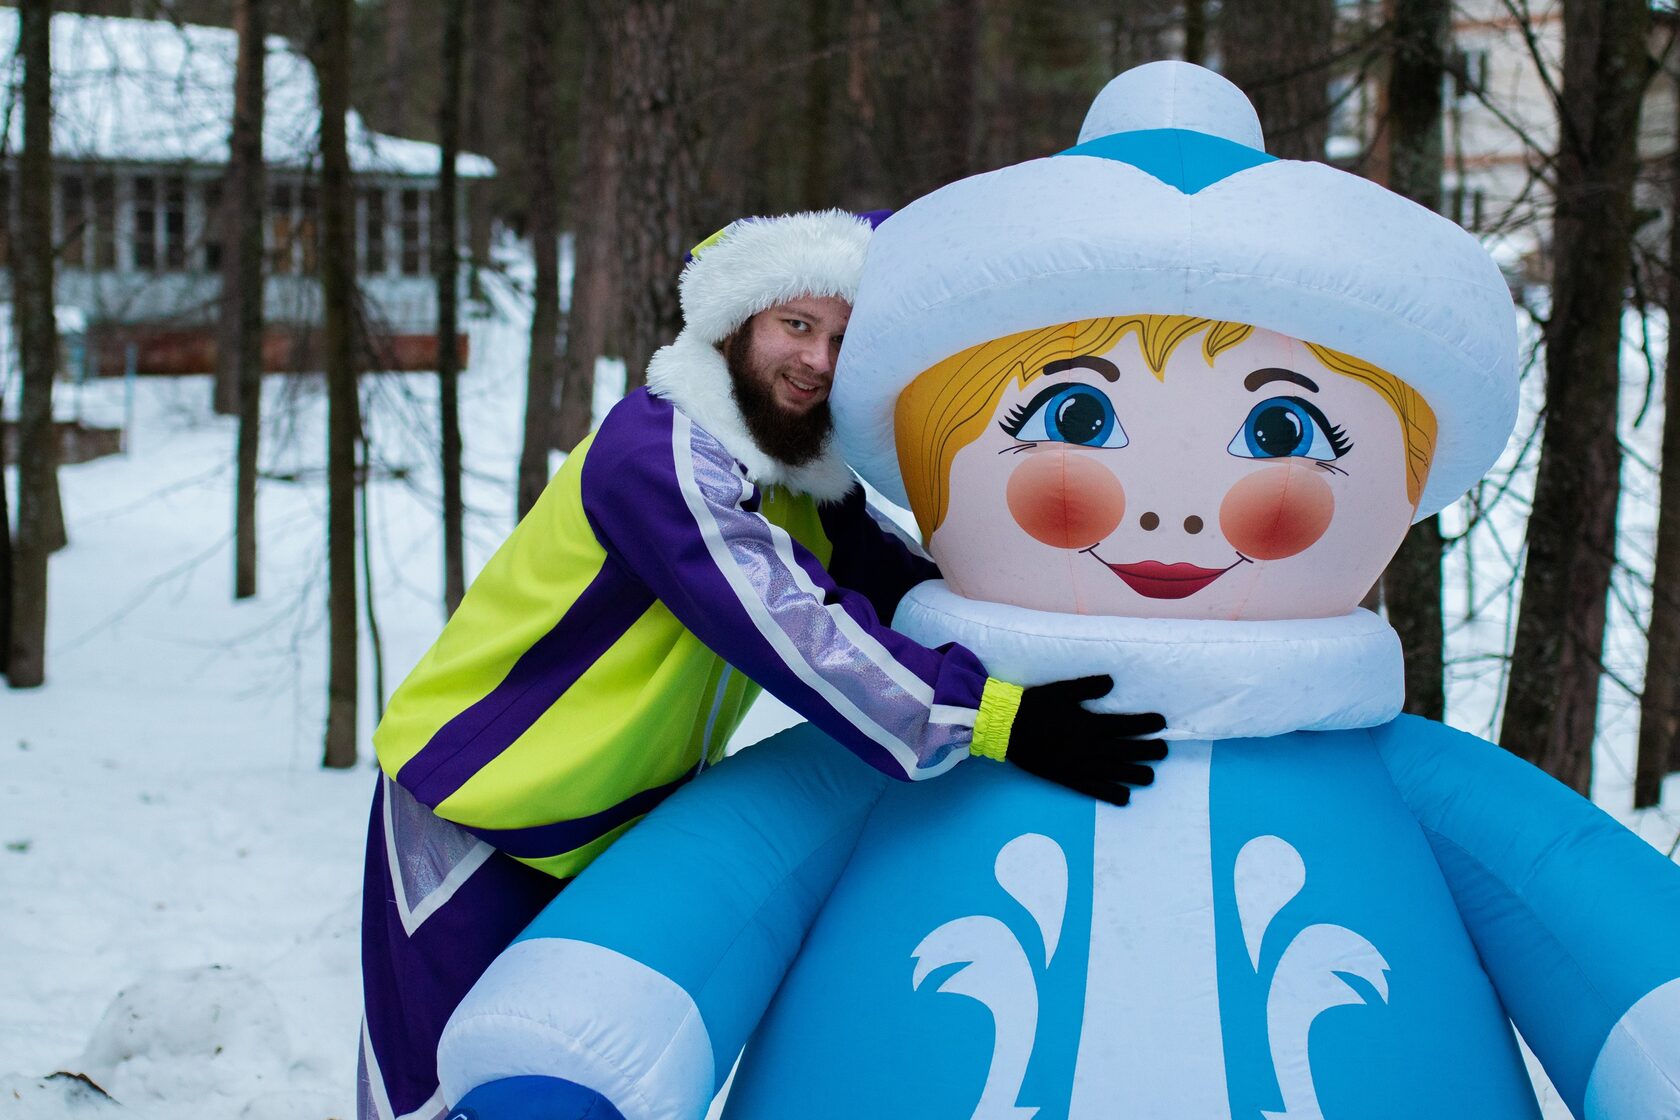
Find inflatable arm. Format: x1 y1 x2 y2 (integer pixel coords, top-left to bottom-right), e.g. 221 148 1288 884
436 724 891 1120
1375 715 1680 1119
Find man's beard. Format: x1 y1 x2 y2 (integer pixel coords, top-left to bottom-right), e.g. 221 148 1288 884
723 330 834 467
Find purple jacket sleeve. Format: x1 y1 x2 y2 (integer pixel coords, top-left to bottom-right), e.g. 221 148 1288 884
581 401 988 781
817 484 941 626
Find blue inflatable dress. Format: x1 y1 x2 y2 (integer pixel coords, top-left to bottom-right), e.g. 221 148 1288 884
435 63 1680 1119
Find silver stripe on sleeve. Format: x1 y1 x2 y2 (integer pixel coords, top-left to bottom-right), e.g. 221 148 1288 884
768 522 936 706
671 413 967 778
929 703 979 728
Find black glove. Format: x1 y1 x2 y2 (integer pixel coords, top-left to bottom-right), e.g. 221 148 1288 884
1004 675 1167 806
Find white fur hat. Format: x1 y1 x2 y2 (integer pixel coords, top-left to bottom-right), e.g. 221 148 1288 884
831 61 1520 521
677 210 877 346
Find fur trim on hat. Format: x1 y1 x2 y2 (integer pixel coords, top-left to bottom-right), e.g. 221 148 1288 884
646 332 856 503
679 210 873 346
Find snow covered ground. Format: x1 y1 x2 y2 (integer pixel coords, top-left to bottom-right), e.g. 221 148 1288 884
0 274 1673 1118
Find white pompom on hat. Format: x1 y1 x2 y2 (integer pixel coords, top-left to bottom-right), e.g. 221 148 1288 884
676 209 877 346
831 60 1520 521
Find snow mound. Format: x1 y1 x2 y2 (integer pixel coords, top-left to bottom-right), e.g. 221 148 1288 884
76 966 291 1109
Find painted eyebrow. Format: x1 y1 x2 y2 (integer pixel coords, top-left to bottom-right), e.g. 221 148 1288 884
1042 355 1121 382
1244 367 1320 393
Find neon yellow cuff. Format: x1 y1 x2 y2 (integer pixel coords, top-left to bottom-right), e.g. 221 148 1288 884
970 678 1024 761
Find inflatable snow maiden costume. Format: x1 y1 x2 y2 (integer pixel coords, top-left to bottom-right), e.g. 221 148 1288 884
436 62 1680 1119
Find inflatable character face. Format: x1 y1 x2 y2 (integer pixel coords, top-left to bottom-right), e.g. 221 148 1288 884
895 315 1438 621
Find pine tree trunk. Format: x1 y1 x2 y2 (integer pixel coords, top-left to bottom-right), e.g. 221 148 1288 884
841 0 882 209
554 13 620 460
383 0 409 137
1 381 12 681
1184 0 1207 67
1379 0 1450 720
1221 0 1337 162
1634 67 1680 807
518 0 560 519
8 0 58 689
437 0 466 613
614 0 697 391
802 0 835 211
464 0 496 302
1499 0 1649 795
319 0 360 769
934 0 981 189
231 0 266 601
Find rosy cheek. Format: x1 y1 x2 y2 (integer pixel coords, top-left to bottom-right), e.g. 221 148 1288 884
1219 464 1335 560
1006 449 1126 550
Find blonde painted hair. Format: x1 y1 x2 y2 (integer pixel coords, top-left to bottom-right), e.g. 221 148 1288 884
894 315 1438 538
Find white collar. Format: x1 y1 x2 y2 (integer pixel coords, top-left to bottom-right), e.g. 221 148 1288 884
645 331 856 503
893 581 1404 741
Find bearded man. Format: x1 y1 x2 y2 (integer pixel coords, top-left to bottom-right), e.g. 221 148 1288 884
357 211 1164 1120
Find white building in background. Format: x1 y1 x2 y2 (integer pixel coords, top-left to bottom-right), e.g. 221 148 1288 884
0 9 494 375
1438 0 1676 282
1320 0 1678 285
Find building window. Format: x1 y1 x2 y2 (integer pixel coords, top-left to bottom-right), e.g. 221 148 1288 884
133 175 157 270
1451 48 1489 100
361 187 387 275
203 179 223 273
1450 184 1487 231
163 176 186 271
400 188 427 276
270 183 293 274
60 174 86 269
92 176 115 271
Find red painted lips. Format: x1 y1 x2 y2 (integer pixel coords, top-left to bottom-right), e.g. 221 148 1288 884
1106 560 1235 600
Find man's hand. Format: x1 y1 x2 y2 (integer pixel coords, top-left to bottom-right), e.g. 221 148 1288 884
1004 676 1166 806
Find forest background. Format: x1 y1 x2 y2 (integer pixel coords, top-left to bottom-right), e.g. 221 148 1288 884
1 0 1676 1115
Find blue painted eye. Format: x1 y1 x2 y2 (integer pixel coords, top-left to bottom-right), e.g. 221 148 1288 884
1000 384 1128 448
1228 396 1352 461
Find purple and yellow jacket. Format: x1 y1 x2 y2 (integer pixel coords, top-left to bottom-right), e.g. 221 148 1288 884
372 387 1006 879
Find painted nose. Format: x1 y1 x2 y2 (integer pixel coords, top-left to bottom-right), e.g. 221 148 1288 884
1137 511 1205 534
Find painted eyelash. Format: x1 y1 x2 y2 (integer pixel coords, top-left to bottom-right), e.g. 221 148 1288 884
998 384 1065 438
1291 396 1354 457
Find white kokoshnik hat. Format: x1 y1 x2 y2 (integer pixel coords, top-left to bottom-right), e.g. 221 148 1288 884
830 61 1521 521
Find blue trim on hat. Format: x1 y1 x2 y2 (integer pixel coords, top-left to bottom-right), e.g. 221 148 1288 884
1058 127 1277 194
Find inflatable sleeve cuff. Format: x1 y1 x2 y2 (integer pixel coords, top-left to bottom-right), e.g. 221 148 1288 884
972 678 1023 761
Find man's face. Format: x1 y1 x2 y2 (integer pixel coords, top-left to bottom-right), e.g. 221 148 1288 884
724 295 852 465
